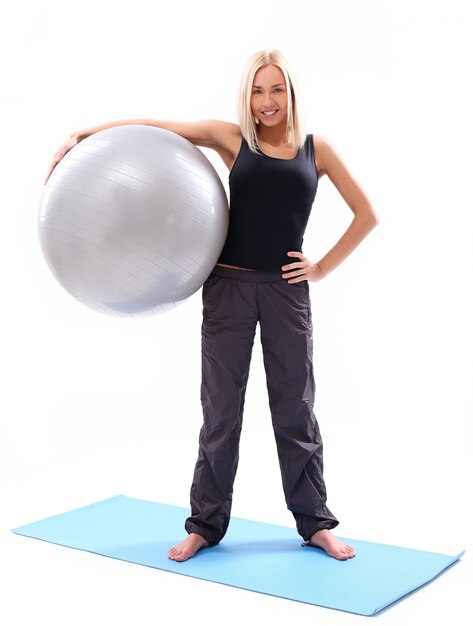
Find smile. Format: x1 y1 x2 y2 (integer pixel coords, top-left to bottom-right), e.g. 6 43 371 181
262 110 278 117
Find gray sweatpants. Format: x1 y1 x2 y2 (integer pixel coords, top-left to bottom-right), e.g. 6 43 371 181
185 265 339 545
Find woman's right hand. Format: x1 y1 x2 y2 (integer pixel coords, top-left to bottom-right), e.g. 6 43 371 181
44 132 81 185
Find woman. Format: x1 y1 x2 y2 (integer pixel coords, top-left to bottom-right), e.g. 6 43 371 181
46 49 378 563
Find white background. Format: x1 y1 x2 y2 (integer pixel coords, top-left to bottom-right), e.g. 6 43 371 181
1 0 472 624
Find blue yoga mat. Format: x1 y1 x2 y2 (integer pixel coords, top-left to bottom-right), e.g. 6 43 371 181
12 495 463 616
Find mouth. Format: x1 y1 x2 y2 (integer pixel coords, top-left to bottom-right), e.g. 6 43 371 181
261 109 278 118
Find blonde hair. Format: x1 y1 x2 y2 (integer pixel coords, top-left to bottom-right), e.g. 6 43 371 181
237 49 306 155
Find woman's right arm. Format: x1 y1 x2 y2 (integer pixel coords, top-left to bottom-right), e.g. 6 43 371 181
44 118 235 184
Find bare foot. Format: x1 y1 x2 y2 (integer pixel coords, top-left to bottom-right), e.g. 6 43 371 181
308 529 356 560
168 533 210 562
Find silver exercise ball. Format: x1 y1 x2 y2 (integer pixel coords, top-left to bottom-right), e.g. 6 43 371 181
38 125 229 317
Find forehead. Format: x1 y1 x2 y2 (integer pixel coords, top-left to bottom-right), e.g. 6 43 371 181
252 64 285 87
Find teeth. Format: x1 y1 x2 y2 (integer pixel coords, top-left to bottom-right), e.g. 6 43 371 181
263 110 277 116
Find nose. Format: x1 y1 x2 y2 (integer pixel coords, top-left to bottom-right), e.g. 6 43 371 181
262 94 276 108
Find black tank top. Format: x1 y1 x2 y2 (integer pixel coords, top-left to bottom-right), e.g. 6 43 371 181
217 133 318 271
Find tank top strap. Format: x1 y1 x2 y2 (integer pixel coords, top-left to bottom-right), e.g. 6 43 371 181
305 132 313 157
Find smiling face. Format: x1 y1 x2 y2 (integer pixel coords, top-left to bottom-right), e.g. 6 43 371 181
250 64 289 129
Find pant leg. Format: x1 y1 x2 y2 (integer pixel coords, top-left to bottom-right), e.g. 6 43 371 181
185 271 258 545
258 278 339 541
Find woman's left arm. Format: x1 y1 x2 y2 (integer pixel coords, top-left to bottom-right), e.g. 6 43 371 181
282 135 379 283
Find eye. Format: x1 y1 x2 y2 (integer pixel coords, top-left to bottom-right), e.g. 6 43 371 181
252 87 283 95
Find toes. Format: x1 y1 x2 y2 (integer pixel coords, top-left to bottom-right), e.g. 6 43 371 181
169 546 192 562
168 547 185 561
331 541 356 560
340 542 355 555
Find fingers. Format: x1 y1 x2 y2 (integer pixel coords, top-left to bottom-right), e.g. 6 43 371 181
281 259 309 281
54 147 68 164
44 161 57 185
281 260 309 281
282 270 305 279
287 251 305 260
282 252 308 272
44 146 70 185
281 261 304 271
44 158 61 185
287 275 308 285
283 272 308 284
281 252 323 283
